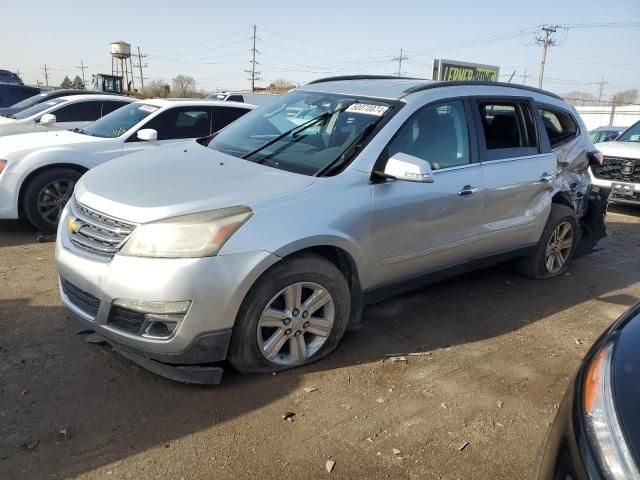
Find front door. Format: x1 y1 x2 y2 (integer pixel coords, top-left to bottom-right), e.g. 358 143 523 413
371 99 486 286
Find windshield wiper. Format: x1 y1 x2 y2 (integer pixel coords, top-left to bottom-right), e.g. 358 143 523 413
241 103 354 160
316 121 379 177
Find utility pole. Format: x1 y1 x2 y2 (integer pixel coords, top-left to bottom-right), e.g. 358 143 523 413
522 69 528 85
41 64 49 87
77 60 87 89
597 76 606 102
536 25 560 89
245 25 260 93
392 48 408 76
134 47 148 91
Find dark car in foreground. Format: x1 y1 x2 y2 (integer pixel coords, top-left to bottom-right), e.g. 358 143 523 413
0 89 98 117
0 83 40 108
538 301 640 479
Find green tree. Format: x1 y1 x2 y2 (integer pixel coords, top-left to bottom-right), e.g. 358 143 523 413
60 75 73 89
72 75 85 89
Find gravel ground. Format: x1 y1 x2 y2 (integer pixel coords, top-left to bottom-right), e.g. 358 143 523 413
1 205 639 480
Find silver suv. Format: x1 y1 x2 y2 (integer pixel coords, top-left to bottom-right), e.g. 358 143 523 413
55 76 607 383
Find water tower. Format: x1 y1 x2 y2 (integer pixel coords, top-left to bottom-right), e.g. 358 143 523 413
111 41 135 91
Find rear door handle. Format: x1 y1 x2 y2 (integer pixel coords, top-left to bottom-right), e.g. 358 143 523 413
458 185 480 197
540 173 555 183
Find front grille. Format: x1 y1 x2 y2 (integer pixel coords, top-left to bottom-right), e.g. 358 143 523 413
107 306 146 334
67 199 137 259
60 278 100 317
591 157 640 183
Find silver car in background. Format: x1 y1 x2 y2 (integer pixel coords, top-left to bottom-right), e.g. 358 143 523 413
55 76 607 384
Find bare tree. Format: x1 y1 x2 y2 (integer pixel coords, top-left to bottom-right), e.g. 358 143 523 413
563 90 596 106
267 78 295 93
144 78 170 98
611 89 638 106
172 75 197 97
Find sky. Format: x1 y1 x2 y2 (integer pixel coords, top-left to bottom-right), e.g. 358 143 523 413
2 0 639 100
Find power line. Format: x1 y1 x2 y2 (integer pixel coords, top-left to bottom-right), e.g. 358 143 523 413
143 28 249 49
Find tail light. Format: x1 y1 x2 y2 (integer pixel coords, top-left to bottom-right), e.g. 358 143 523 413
588 150 604 167
0 160 6 174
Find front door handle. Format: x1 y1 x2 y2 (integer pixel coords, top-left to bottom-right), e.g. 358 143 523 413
540 173 555 183
458 185 480 197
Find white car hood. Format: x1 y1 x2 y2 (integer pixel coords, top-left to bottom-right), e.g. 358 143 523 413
0 130 105 163
596 141 640 160
0 116 17 125
75 141 316 224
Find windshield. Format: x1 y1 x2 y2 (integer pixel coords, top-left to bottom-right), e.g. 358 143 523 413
617 122 640 142
81 102 159 138
207 91 393 176
12 98 67 120
10 93 48 110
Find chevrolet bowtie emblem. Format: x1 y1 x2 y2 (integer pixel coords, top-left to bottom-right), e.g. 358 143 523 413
67 216 80 234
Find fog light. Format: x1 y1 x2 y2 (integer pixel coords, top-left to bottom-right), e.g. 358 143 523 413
142 314 181 339
113 298 191 315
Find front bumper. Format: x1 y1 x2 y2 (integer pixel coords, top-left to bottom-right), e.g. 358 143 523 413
590 173 640 205
0 171 20 219
55 224 279 382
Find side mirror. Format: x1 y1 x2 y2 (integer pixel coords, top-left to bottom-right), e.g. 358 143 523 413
379 152 434 183
39 113 57 125
137 129 158 142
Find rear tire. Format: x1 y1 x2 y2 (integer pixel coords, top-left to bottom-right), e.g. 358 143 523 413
517 204 578 279
228 253 351 375
22 168 81 233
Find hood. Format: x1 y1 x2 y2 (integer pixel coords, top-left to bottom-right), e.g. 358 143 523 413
596 141 640 159
75 141 316 224
0 115 17 125
0 130 103 161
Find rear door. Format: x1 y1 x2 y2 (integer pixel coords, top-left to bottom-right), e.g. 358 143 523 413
472 97 556 254
371 98 486 285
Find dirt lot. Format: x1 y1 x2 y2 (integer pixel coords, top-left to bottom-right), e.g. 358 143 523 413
1 206 640 480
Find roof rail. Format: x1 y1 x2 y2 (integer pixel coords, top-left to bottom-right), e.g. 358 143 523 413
403 81 563 100
307 75 426 85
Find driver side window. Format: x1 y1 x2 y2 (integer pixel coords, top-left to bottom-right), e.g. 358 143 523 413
388 100 470 170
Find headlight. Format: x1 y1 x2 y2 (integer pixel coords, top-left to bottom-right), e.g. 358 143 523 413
119 206 253 258
583 343 640 479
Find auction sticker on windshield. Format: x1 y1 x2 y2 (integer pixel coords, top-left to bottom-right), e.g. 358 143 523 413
345 104 389 116
138 105 159 113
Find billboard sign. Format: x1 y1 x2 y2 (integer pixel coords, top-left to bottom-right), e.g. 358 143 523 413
432 59 500 82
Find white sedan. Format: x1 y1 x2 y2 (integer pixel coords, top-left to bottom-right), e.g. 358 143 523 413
0 99 254 231
0 94 133 137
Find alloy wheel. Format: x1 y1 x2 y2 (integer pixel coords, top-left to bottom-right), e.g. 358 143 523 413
544 221 574 274
257 282 335 366
36 179 75 227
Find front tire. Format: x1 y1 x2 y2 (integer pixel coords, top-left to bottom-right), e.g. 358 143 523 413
22 168 81 233
228 253 351 374
517 204 579 279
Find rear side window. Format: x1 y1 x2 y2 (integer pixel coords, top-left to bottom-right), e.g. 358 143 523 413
101 101 129 117
212 106 250 132
538 107 578 148
227 95 244 102
53 101 102 122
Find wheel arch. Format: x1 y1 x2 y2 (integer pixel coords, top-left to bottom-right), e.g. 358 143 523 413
551 191 575 211
17 162 88 216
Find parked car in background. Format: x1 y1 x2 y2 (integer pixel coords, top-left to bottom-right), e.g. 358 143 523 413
0 70 24 85
55 77 607 384
0 99 253 231
590 120 640 205
0 94 132 137
589 126 625 144
0 83 40 108
0 89 105 117
537 301 640 480
206 91 279 106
